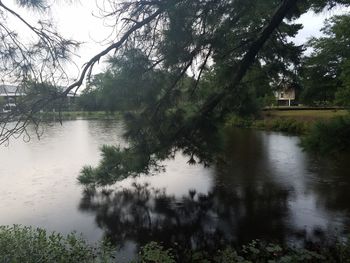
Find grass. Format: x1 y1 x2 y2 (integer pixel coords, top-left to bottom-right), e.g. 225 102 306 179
225 109 350 135
225 114 311 134
263 109 348 121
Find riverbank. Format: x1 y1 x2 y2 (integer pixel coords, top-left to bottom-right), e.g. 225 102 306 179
263 109 348 121
37 111 121 120
225 109 349 135
34 109 349 129
1 225 349 263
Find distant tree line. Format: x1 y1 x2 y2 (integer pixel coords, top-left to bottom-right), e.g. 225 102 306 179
300 14 350 106
77 13 350 113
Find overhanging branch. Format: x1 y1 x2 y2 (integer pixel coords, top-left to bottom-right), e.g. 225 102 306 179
199 0 298 117
63 8 163 96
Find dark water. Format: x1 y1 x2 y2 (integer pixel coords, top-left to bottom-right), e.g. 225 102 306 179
0 119 350 261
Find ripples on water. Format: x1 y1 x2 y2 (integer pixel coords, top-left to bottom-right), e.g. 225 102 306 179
0 120 349 261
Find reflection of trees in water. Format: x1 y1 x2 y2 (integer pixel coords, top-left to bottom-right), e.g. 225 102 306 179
305 156 350 232
217 128 347 242
213 129 292 244
78 128 350 256
80 183 225 251
79 177 291 255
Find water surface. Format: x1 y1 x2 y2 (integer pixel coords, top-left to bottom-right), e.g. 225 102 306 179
0 120 349 260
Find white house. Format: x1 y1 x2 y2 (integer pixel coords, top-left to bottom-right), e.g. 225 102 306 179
0 84 25 101
275 87 296 107
0 85 26 112
0 84 77 112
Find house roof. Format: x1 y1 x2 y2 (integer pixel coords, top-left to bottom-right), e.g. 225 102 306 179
0 84 77 97
0 85 24 96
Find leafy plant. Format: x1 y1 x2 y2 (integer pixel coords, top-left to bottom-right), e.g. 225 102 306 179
301 116 350 155
225 114 310 134
0 225 114 263
1 226 350 263
137 242 176 263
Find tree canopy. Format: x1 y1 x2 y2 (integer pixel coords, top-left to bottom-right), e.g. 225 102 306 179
78 49 171 112
300 14 350 105
0 0 78 83
0 0 78 142
76 0 350 186
1 0 350 184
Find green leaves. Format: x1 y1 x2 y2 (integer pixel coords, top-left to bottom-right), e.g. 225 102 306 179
15 0 47 10
335 59 350 105
78 145 158 187
79 1 350 186
301 116 350 155
79 49 166 112
301 14 350 106
1 226 350 262
0 225 114 262
138 242 176 263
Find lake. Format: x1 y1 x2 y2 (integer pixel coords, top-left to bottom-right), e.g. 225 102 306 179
0 119 349 261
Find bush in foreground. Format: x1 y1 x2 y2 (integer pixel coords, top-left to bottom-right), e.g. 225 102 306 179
0 225 113 263
1 225 350 262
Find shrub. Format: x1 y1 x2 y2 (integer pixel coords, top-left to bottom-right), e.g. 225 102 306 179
225 115 254 128
0 225 114 263
301 116 350 155
225 114 309 135
263 118 309 134
138 239 350 263
138 242 176 263
1 226 350 262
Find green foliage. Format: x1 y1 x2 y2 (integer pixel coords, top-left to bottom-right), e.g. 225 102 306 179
225 114 310 134
335 59 350 106
301 14 350 106
1 226 350 263
78 1 350 186
0 1 78 92
78 145 157 186
0 225 113 263
37 111 120 121
77 87 102 111
78 49 169 112
138 240 350 263
258 118 309 134
301 116 350 155
137 242 176 263
225 115 255 129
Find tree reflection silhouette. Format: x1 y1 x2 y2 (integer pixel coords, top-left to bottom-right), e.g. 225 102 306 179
304 155 350 234
79 178 290 257
78 129 293 257
78 128 350 259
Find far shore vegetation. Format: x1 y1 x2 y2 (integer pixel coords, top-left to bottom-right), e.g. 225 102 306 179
36 111 122 120
225 109 350 155
36 108 349 123
225 109 348 134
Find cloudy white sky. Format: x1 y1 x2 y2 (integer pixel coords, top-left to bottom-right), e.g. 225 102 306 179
6 1 350 88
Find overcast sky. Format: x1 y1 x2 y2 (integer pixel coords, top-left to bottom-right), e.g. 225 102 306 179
7 1 350 87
